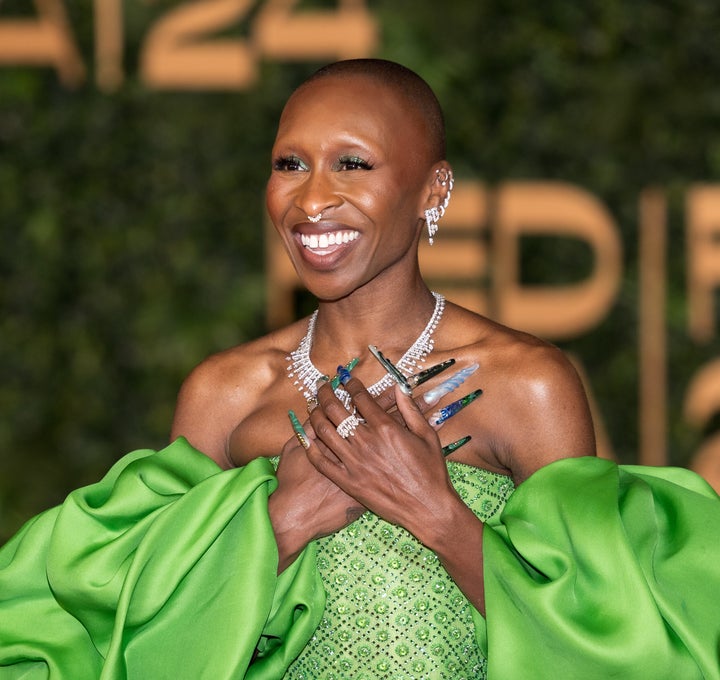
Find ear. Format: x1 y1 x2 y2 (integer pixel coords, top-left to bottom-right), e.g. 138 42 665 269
419 162 454 218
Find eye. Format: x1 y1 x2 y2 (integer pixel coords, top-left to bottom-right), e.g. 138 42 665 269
335 155 373 171
272 155 308 172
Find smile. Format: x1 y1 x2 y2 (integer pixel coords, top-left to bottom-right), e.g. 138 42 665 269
300 230 360 250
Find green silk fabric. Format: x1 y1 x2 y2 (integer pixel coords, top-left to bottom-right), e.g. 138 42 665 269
480 457 720 679
1 440 719 678
0 439 325 679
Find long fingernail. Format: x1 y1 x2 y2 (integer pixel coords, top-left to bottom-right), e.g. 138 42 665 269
409 358 456 387
442 435 472 456
330 358 359 390
288 410 310 449
442 435 471 456
429 389 483 426
422 364 479 405
368 345 412 394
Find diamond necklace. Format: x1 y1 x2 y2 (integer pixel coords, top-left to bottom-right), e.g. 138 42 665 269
287 292 445 409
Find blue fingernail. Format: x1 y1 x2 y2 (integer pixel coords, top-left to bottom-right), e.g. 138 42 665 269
330 358 358 390
337 365 352 385
429 389 483 426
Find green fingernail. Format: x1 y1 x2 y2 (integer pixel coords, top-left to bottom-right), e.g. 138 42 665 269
441 435 471 456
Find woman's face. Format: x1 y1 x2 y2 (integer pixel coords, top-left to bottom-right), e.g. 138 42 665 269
266 74 436 301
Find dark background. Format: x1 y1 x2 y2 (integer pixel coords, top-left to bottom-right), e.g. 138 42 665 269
1 0 719 540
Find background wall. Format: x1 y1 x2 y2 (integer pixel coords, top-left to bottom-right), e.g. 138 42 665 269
1 0 719 541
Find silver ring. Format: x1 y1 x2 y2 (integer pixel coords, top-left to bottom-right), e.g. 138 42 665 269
336 413 362 438
307 212 323 223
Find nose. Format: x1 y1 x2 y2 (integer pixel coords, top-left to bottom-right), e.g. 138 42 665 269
295 169 340 219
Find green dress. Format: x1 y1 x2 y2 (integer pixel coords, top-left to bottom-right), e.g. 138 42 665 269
282 462 514 680
1 438 719 679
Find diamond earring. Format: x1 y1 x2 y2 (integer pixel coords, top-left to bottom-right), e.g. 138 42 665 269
424 169 454 245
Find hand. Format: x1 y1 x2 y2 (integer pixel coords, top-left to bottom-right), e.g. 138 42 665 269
366 357 481 436
307 376 460 542
269 417 364 571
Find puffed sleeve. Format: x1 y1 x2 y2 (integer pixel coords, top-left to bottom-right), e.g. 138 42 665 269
0 438 324 679
478 456 720 679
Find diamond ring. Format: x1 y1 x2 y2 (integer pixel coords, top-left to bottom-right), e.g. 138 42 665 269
336 413 362 438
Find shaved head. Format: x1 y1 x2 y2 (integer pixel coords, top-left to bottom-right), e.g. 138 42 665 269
294 59 447 163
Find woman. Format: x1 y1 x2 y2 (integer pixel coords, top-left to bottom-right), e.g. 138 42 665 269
170 58 595 676
171 59 720 679
1 60 719 679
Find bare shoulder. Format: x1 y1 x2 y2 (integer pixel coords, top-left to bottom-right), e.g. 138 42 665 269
442 301 574 376
439 302 596 483
170 319 310 467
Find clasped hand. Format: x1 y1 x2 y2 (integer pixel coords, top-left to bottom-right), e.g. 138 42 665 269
272 360 480 565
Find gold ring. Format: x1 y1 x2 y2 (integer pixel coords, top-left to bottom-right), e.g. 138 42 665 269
306 396 319 415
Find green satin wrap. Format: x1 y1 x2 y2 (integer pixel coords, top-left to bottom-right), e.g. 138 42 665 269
1 442 719 679
480 457 720 679
0 439 325 679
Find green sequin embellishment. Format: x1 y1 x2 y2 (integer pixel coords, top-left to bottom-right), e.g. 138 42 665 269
282 461 514 679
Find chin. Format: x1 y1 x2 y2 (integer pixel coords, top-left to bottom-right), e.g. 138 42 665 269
301 278 363 304
306 287 354 304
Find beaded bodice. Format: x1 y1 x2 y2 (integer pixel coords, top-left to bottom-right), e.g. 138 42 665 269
282 461 515 680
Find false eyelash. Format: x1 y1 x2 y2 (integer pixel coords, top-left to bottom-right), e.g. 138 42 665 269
336 155 374 170
272 155 307 171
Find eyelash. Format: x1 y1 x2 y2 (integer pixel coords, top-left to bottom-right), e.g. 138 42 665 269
272 155 307 172
335 156 373 171
272 155 374 172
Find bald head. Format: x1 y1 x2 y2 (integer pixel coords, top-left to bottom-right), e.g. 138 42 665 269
294 59 447 163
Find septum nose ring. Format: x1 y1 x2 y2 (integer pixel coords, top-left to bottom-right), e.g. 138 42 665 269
307 212 323 223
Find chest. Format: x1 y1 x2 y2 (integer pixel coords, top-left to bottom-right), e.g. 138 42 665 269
226 349 513 473
227 384 310 465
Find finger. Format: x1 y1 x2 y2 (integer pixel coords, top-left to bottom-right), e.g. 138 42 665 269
338 374 389 424
314 377 356 424
394 385 437 438
288 408 346 468
305 429 345 467
374 361 481 416
373 384 436 417
310 378 364 448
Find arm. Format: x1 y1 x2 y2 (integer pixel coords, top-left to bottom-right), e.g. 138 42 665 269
422 345 596 612
305 345 595 614
306 377 491 608
170 351 251 469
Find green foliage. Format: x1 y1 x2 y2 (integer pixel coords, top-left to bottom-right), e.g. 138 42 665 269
1 0 719 540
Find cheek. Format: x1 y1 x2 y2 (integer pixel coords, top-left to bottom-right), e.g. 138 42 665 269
365 182 423 229
265 177 290 225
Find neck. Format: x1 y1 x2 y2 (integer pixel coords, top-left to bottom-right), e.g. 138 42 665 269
303 277 441 383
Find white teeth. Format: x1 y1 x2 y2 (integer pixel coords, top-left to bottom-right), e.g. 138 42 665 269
301 230 359 250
